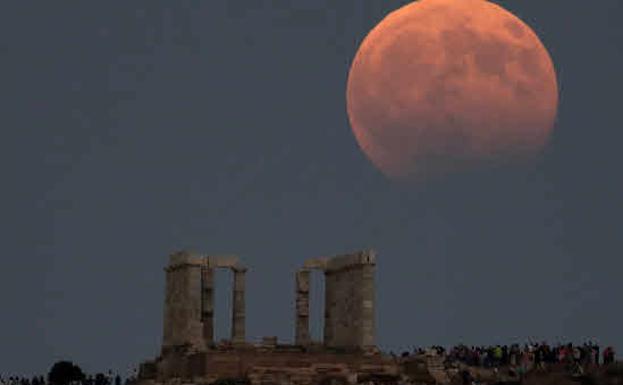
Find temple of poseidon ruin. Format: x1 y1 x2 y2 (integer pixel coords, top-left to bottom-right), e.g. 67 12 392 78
137 250 623 385
136 249 432 385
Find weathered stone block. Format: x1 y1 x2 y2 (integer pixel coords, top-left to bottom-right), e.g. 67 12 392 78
207 255 240 269
303 257 329 270
296 270 310 292
168 251 204 270
325 249 376 273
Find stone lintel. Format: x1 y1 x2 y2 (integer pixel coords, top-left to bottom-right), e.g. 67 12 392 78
230 263 247 273
166 250 204 271
208 255 240 269
165 252 245 271
325 249 376 273
303 257 329 270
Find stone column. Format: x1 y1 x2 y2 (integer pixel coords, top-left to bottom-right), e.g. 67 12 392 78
162 252 204 353
201 266 214 347
231 267 246 344
295 269 310 346
323 270 335 347
359 262 376 348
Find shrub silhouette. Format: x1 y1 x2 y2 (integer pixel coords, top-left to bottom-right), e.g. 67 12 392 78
48 361 85 385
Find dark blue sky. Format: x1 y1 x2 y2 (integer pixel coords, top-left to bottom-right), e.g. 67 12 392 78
1 0 621 377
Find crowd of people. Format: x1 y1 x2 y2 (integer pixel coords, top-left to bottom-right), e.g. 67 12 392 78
403 342 616 374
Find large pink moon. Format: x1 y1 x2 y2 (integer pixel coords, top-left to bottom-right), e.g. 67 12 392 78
346 0 559 181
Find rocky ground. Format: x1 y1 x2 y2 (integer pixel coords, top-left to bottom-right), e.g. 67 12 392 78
137 347 623 385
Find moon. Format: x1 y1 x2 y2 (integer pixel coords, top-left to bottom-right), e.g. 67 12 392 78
346 0 559 181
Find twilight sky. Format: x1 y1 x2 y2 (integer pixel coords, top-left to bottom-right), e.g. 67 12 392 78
1 0 622 377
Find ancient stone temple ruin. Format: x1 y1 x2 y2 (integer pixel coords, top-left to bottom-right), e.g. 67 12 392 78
138 249 401 385
138 250 623 385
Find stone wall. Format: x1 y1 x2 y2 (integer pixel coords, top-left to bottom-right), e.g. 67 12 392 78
152 349 399 385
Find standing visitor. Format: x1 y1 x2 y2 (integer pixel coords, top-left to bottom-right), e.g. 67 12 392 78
604 346 616 364
596 345 601 366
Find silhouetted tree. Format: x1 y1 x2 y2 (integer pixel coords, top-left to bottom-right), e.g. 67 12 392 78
48 361 85 385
